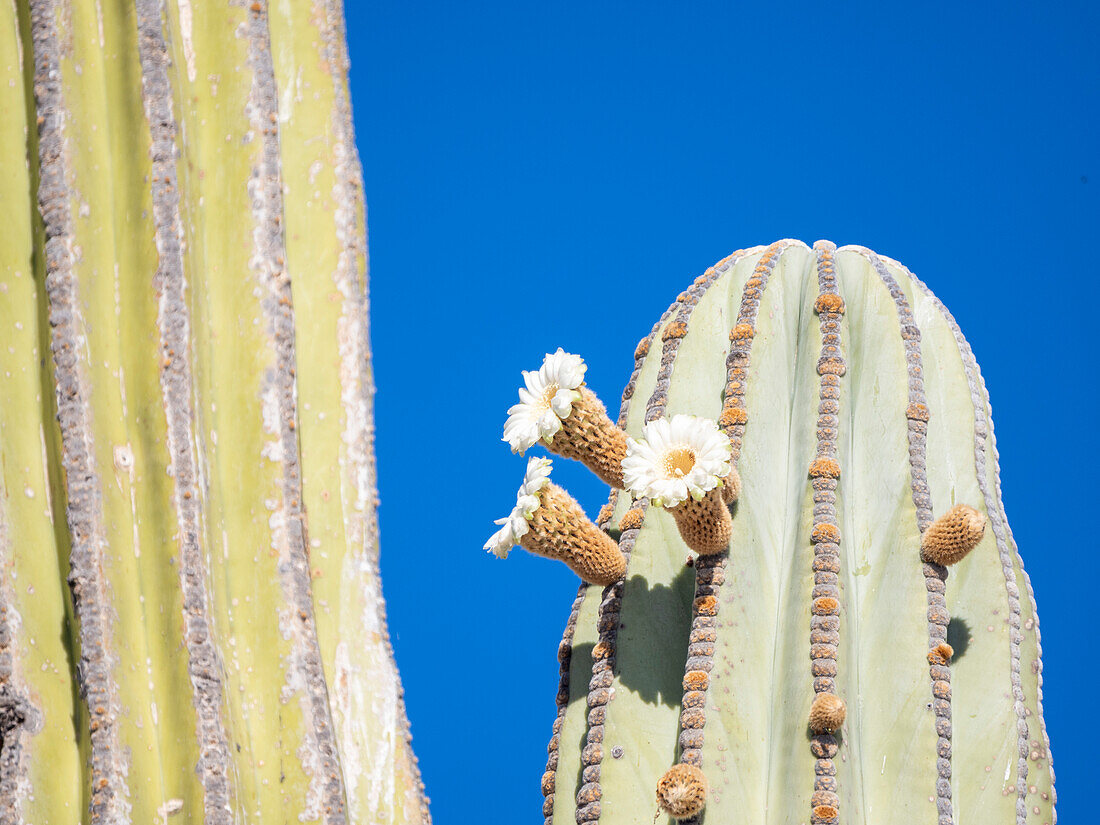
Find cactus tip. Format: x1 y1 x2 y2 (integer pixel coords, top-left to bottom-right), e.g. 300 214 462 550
655 763 707 820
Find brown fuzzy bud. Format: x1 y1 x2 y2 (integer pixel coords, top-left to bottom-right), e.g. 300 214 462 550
618 507 645 531
928 642 954 666
808 458 841 478
729 323 755 341
809 693 847 733
812 804 839 822
634 337 651 360
662 321 688 341
655 764 707 820
920 504 987 566
596 503 614 528
817 357 846 376
719 406 748 427
811 523 840 544
812 596 839 615
814 293 845 314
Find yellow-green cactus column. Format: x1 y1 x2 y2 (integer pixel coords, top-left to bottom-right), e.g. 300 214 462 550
0 1 428 823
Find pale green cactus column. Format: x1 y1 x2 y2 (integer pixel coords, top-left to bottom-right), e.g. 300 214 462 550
0 1 428 823
498 241 1054 825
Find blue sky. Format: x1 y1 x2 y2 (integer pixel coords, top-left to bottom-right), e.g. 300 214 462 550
345 3 1097 821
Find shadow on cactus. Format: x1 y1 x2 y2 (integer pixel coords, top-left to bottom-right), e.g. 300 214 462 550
484 240 1054 825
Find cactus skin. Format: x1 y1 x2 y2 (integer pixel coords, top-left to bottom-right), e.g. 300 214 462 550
0 1 428 823
544 241 1054 825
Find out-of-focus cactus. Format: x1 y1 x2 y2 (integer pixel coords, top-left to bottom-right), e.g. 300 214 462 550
492 240 1054 824
0 2 428 823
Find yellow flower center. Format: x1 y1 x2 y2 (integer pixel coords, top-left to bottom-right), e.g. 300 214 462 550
663 447 696 478
539 382 560 410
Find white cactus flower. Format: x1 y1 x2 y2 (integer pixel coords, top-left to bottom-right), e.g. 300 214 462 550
484 457 553 558
502 349 587 453
622 415 731 508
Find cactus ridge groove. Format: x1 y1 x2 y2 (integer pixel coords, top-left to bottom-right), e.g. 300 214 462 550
244 3 350 822
29 1 130 821
542 298 678 824
575 247 756 825
858 247 955 824
808 241 844 825
134 0 235 819
903 262 1054 824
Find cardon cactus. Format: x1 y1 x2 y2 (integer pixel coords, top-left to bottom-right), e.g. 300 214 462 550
489 240 1054 824
1 2 427 823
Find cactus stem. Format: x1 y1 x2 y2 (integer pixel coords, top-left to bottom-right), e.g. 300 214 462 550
862 248 955 825
905 261 1053 823
29 1 130 819
134 2 234 819
244 5 347 821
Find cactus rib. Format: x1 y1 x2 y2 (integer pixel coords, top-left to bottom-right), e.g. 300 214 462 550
244 3 349 821
134 1 234 818
29 1 129 820
905 262 1055 824
858 247 955 824
807 241 845 824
